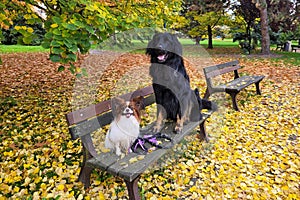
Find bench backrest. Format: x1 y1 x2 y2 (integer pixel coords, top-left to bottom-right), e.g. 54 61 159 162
203 60 240 79
203 60 240 87
66 86 155 140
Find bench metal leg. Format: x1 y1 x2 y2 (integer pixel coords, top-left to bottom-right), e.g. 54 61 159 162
229 92 239 111
78 146 94 188
255 81 262 95
203 89 210 99
125 176 141 200
78 164 93 188
198 121 209 142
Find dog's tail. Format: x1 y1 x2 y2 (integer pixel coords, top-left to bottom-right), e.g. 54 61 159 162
194 88 217 111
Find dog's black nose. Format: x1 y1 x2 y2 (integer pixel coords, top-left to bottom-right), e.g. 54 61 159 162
157 44 164 50
125 108 130 113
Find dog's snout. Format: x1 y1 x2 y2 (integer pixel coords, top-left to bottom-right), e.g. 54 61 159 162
125 108 130 113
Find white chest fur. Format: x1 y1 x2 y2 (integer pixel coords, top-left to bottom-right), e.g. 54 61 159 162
105 115 140 156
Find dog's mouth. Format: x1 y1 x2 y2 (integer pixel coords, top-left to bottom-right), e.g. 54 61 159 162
124 113 133 118
156 49 169 63
122 108 134 118
157 53 168 63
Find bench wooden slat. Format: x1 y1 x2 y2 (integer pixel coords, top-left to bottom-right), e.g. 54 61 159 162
291 45 300 52
203 60 239 78
107 149 166 182
66 100 111 126
215 75 265 92
69 112 113 139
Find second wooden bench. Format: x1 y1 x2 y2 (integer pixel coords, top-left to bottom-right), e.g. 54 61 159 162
203 60 264 111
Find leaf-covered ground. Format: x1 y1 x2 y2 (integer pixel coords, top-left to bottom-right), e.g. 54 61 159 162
0 51 299 200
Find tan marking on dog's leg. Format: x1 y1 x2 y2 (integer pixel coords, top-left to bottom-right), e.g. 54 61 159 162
175 114 184 134
184 102 192 124
153 110 164 132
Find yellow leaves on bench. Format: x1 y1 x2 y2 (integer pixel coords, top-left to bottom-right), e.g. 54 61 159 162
129 155 145 164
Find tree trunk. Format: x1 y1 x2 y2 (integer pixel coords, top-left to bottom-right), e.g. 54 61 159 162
195 36 201 45
246 24 252 54
207 25 213 49
259 1 271 54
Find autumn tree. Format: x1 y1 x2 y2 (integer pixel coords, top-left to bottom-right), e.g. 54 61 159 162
178 0 231 48
233 0 299 54
231 0 260 54
0 0 183 75
267 0 300 45
253 0 271 55
268 0 300 33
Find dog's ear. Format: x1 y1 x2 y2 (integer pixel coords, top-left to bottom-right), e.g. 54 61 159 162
111 97 125 117
146 41 154 56
132 96 145 110
171 34 182 56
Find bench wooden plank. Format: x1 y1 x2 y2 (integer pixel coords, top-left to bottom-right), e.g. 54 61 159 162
291 45 300 52
69 112 113 139
203 60 239 78
215 75 264 92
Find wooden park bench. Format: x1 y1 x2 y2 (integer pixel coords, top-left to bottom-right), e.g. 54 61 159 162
291 45 300 52
66 85 215 199
203 60 264 111
275 43 284 51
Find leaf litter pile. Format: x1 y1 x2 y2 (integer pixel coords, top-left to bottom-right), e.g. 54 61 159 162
0 51 299 199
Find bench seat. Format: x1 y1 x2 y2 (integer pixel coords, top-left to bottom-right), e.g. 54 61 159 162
217 75 265 92
203 60 265 111
291 45 300 52
85 114 212 182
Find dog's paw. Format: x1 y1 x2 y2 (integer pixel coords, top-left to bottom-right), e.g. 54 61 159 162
174 125 183 134
115 147 122 156
152 123 162 133
211 102 218 111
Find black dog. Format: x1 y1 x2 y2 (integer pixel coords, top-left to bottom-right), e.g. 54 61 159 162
146 32 215 134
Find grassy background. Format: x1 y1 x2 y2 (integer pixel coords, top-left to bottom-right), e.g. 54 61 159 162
0 45 49 53
1 39 299 66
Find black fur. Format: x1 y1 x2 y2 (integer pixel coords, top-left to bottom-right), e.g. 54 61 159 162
146 32 214 132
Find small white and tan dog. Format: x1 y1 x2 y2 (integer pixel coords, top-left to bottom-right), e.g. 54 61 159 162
105 96 144 156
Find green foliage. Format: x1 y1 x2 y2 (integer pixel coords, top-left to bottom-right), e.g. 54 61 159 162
233 26 261 54
0 0 183 76
177 1 231 46
1 16 45 45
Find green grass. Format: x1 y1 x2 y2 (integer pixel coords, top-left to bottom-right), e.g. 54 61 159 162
271 50 300 66
180 38 239 46
1 41 299 66
0 45 49 53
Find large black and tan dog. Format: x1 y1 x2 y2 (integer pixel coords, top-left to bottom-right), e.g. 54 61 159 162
146 32 215 134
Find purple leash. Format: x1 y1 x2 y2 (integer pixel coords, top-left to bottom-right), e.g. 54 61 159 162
131 132 172 153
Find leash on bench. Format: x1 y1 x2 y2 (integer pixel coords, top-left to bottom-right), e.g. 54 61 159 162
131 132 172 153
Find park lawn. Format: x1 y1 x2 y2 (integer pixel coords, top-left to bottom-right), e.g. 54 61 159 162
0 48 299 199
0 45 49 53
